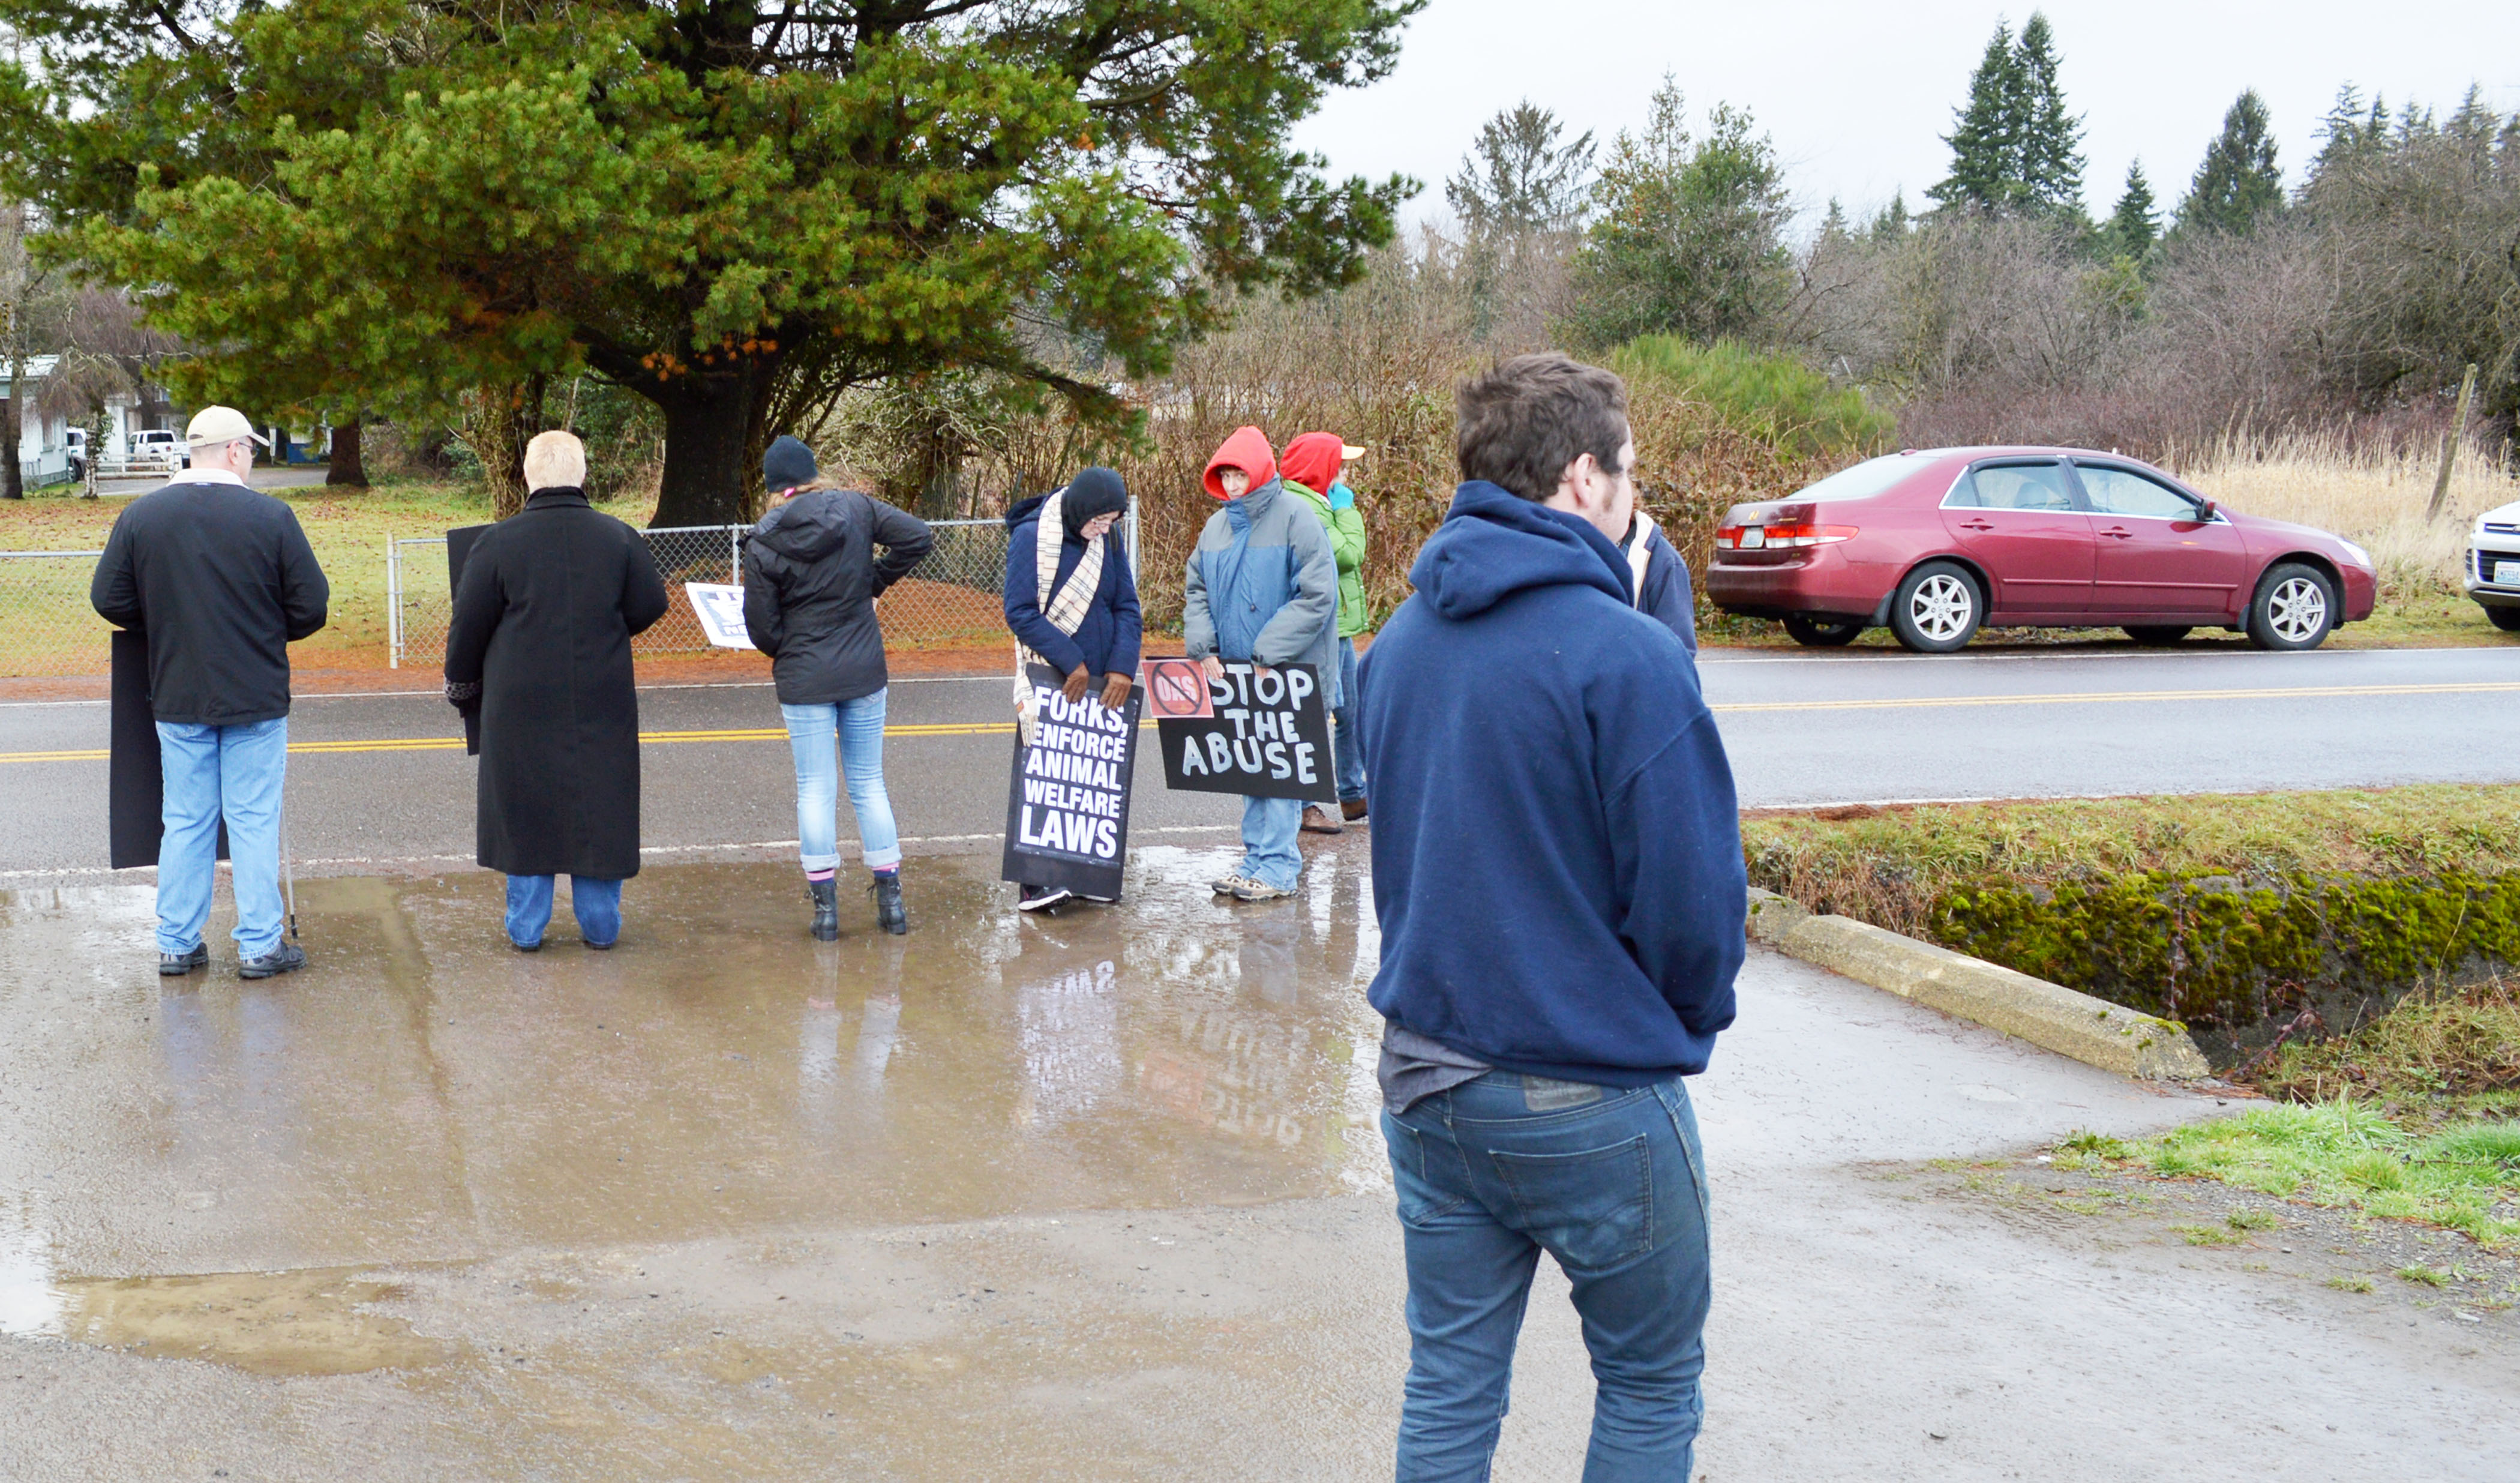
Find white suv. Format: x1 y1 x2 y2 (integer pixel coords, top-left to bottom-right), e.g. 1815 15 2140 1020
2468 500 2520 633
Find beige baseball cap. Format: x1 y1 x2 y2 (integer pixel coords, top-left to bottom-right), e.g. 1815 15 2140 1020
184 405 271 448
1340 444 1366 460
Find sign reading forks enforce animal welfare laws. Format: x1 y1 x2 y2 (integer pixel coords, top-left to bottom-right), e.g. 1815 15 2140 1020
1155 660 1336 805
1001 664 1144 900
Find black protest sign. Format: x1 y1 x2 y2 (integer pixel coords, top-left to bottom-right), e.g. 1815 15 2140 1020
109 627 227 868
1001 664 1142 899
1155 661 1335 804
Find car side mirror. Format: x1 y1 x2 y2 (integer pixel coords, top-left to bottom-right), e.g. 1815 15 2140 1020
2193 499 2219 522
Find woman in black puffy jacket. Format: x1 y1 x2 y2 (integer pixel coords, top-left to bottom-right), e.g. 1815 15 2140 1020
742 436 934 940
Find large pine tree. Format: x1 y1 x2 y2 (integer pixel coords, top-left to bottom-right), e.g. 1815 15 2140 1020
2177 89 2286 238
1445 102 1595 237
1927 11 2084 220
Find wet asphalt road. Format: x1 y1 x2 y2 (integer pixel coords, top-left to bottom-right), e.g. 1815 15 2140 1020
4 846 2512 1478
2 643 2516 879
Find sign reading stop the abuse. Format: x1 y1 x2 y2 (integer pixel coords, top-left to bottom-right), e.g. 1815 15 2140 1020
1151 659 1336 805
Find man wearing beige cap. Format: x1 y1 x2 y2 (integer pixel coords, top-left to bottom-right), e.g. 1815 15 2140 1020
92 405 330 978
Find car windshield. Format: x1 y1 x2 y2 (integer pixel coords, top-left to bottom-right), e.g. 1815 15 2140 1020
1786 455 1929 504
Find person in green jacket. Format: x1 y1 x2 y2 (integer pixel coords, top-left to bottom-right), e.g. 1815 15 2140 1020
1280 432 1370 834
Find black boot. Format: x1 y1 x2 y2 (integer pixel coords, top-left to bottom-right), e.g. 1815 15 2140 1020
807 878 840 942
870 871 908 935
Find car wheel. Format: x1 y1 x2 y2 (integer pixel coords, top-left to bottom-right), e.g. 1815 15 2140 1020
2123 625 2193 646
2487 607 2520 634
1783 616 1864 647
1888 562 1982 654
2246 564 2336 651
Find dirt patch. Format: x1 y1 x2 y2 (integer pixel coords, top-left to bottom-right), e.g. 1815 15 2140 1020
1900 1146 2520 1343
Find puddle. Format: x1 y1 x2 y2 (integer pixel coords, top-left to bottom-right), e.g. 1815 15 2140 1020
39 1267 457 1376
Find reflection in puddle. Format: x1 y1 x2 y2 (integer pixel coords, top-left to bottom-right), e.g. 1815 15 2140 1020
0 1196 64 1337
45 1268 454 1376
1015 959 1119 1128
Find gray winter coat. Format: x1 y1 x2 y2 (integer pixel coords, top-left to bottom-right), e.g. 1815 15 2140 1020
1181 478 1339 688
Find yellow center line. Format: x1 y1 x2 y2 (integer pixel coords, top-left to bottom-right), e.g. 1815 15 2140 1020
2 681 2513 765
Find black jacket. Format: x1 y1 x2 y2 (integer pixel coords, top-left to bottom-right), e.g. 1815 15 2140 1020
444 489 670 878
89 478 330 725
742 488 933 705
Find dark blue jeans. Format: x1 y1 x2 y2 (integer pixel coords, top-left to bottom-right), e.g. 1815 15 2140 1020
1333 635 1366 804
1383 1072 1711 1482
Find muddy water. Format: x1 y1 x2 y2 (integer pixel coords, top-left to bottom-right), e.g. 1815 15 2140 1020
0 844 1386 1379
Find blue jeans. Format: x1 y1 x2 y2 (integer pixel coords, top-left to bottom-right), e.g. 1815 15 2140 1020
1334 636 1366 804
1239 795 1303 891
155 717 289 959
506 874 622 948
784 693 901 872
1384 1072 1711 1482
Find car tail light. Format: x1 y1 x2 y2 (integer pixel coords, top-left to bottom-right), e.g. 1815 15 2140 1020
1762 523 1859 547
1715 524 1745 549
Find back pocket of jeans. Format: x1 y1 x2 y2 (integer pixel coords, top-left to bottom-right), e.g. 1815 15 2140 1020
1491 1136 1653 1272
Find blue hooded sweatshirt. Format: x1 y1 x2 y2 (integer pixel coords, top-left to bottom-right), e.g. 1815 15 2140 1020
1357 481 1745 1086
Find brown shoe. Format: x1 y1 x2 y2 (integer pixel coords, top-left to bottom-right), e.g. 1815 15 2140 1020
1300 804 1344 835
1341 797 1369 822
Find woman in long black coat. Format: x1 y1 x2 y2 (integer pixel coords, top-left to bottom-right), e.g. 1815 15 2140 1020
444 432 669 949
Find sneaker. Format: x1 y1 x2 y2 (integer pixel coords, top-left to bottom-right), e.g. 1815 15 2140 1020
158 943 208 976
1231 877 1294 903
1210 874 1251 895
1300 805 1344 835
1341 797 1369 823
1018 884 1075 912
238 940 307 979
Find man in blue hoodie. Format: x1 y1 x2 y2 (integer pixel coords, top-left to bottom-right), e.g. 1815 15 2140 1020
1358 352 1745 1481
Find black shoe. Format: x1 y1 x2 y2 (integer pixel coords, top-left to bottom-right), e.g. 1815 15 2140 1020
1018 883 1073 913
238 940 307 979
870 872 908 935
158 943 208 976
511 938 542 953
808 878 841 940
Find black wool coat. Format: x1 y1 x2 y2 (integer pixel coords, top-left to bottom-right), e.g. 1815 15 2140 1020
444 489 670 878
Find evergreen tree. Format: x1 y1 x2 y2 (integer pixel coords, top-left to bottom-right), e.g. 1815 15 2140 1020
1818 197 1851 242
1927 11 2083 219
1868 191 1911 241
2103 161 2158 260
2015 13 2087 215
1567 79 1793 347
1928 20 2028 213
2311 85 2391 180
1445 101 1595 237
2176 89 2286 238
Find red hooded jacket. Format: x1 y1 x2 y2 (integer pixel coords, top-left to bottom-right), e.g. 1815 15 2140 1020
1202 426 1278 500
1277 432 1345 495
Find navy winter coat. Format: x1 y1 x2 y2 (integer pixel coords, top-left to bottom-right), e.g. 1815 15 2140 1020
1357 481 1745 1086
1002 493 1143 680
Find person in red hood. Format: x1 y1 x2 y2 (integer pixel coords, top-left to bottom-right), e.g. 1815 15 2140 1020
1181 426 1339 902
1277 432 1372 834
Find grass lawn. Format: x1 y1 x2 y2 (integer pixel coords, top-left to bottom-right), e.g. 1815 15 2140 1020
2058 1101 2520 1250
0 480 660 673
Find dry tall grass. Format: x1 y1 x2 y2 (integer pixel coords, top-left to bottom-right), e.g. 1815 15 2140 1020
2174 433 2516 601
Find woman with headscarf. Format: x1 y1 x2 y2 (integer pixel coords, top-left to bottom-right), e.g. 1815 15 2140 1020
743 435 935 940
444 431 670 950
1002 466 1141 911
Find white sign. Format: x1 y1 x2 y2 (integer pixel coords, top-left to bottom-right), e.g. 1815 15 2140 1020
685 583 752 648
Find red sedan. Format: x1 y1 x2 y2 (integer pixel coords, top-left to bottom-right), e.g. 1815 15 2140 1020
1704 447 2378 652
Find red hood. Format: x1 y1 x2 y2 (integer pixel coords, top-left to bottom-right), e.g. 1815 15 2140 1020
1279 432 1345 494
1204 426 1278 499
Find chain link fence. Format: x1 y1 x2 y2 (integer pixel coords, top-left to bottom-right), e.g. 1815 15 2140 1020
0 550 115 677
391 517 1019 668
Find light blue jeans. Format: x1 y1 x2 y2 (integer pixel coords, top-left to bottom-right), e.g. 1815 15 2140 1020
1239 795 1303 891
1334 636 1366 805
506 874 623 948
783 692 901 872
155 717 288 959
1384 1072 1712 1482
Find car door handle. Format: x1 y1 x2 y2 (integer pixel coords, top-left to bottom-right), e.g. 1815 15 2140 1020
2101 527 2135 540
1958 520 1994 531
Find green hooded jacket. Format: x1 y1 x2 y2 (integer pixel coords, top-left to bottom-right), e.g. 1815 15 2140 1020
1283 479 1369 638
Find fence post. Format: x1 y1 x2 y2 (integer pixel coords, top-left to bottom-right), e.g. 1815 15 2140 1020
386 538 401 669
730 523 742 586
1124 499 1139 580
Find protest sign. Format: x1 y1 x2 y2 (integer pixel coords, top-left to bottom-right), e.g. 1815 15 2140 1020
1139 657 1214 719
1154 660 1335 804
1001 664 1142 899
684 583 752 648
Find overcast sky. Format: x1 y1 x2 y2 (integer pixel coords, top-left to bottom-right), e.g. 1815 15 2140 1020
1294 1 2520 234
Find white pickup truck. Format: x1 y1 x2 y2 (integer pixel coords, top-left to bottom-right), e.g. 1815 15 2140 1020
126 429 190 471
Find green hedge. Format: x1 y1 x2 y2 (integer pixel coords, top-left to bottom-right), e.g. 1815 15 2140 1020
1930 870 2520 1030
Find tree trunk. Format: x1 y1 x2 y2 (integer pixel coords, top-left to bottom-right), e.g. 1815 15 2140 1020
650 377 764 528
326 418 367 487
1 376 20 500
467 379 545 519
